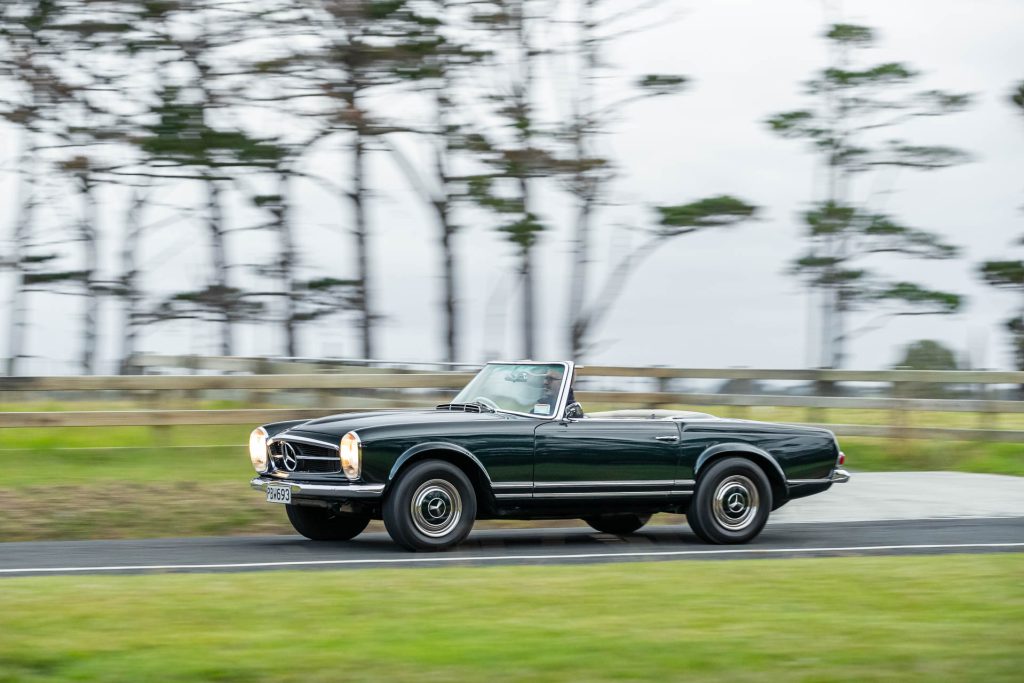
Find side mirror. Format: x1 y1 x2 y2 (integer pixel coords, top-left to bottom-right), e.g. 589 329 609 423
564 402 584 420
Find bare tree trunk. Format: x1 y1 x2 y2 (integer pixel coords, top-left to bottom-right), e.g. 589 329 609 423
79 177 99 374
516 1 536 359
206 179 232 356
277 171 298 357
568 195 592 359
434 87 458 363
568 0 597 360
5 133 34 376
437 195 457 362
119 188 146 374
519 179 536 359
352 129 374 359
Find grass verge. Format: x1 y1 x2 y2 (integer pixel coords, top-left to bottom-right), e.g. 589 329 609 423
0 554 1022 682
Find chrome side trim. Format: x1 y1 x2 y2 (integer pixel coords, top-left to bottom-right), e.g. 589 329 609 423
533 490 692 499
251 477 384 499
492 480 696 494
534 480 677 488
494 493 533 500
269 434 340 451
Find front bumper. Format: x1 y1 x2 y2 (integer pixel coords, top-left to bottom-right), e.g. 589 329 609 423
250 477 385 500
830 468 851 483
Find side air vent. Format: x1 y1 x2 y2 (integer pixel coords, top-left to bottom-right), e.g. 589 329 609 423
435 403 488 413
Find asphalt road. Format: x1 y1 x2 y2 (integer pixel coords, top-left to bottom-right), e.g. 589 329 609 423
2 517 1022 577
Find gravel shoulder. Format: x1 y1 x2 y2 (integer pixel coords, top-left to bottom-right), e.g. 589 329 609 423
772 471 1024 523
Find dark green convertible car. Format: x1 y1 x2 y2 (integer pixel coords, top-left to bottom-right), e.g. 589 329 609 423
249 361 849 551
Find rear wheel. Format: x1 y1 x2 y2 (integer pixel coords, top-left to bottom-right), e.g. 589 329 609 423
688 457 772 544
583 513 651 535
286 504 370 541
383 460 477 551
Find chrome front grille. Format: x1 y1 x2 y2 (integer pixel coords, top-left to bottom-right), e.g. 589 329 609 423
270 439 341 474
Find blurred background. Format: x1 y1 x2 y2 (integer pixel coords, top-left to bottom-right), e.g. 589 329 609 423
1 0 1023 542
1 0 1022 376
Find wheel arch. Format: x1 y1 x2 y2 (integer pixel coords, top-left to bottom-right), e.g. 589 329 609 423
694 443 788 508
387 442 494 512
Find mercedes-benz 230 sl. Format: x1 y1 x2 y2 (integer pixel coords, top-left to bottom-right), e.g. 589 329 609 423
249 361 849 551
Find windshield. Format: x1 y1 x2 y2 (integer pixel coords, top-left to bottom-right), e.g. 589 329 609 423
453 363 567 417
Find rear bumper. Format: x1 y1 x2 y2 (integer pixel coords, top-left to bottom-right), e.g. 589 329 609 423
250 477 385 500
830 468 851 483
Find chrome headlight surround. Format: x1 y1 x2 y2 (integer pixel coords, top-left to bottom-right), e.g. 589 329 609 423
249 427 270 473
340 431 361 480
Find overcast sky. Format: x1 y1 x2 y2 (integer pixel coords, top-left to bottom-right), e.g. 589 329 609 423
2 0 1023 373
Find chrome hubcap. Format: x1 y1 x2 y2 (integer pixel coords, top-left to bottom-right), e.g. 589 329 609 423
712 475 759 531
411 479 462 538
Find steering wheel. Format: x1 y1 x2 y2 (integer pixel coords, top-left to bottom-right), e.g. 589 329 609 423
473 396 500 411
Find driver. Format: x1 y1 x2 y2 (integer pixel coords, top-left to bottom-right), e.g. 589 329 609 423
531 368 563 415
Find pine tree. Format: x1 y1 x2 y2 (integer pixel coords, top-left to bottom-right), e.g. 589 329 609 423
767 23 970 368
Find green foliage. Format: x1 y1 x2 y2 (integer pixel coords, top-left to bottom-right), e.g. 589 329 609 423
979 261 1024 370
24 269 87 285
498 213 545 249
1008 316 1024 371
655 196 758 234
147 285 264 324
893 339 959 370
636 74 689 95
820 62 918 89
874 282 961 312
141 87 284 171
291 277 362 323
792 201 960 313
1012 81 1024 110
980 260 1024 288
825 23 874 44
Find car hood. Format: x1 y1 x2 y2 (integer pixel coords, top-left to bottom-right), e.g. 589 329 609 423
279 409 516 439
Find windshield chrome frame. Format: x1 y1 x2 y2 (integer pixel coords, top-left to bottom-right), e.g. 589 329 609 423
459 361 574 420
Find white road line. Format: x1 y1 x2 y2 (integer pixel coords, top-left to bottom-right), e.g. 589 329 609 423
2 542 1023 575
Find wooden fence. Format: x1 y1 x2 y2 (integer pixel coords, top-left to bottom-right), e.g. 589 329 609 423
1 356 1022 442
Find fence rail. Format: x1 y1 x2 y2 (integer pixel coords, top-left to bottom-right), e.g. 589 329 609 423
2 358 1023 442
126 354 1024 384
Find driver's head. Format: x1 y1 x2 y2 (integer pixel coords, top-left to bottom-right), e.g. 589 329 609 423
542 368 563 391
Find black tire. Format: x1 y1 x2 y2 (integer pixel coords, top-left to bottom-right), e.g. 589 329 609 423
687 457 772 544
285 504 370 541
383 460 477 551
583 513 651 535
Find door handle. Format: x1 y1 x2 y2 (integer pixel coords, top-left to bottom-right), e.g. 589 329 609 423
655 435 679 442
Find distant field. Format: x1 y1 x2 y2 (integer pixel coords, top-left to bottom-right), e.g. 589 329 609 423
1 554 1021 682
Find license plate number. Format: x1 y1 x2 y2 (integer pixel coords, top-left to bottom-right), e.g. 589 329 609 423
266 484 292 504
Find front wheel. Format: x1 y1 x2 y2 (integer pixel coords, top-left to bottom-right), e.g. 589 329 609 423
383 460 477 551
687 457 772 544
583 513 651 535
286 504 370 541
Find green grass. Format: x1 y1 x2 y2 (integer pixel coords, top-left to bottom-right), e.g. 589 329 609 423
839 438 1024 476
0 554 1021 682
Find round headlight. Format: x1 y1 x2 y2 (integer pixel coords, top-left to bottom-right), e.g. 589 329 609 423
340 431 361 480
249 427 270 473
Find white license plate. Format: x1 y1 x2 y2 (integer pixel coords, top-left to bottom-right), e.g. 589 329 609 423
266 484 292 504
